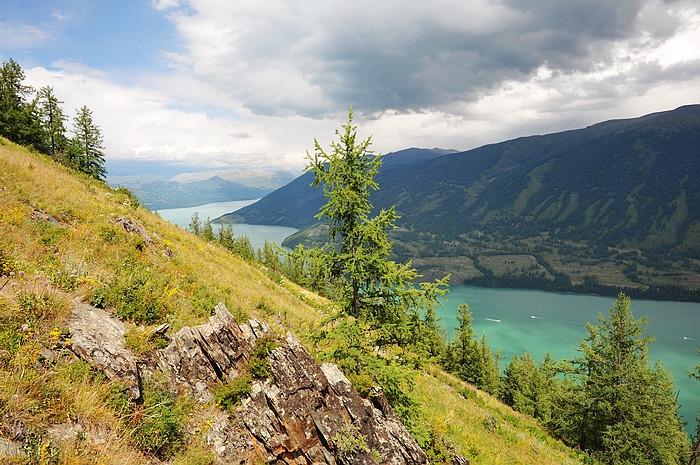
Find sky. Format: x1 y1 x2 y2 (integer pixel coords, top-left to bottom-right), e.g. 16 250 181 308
2 0 700 176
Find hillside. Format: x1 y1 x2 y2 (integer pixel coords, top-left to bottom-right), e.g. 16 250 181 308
0 140 594 463
231 106 700 299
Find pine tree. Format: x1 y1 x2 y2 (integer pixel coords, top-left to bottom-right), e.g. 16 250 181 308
574 293 689 464
0 59 42 148
70 105 106 180
305 109 448 331
36 86 68 157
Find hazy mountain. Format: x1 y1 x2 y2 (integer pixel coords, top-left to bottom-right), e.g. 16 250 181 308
217 147 455 226
112 175 274 210
170 167 296 189
106 161 297 210
229 106 700 298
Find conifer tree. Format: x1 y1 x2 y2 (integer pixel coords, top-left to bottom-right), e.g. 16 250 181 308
0 59 42 147
36 86 68 157
574 293 688 464
70 105 106 180
305 109 448 332
442 303 500 393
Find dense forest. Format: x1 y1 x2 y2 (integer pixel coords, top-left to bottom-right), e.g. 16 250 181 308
0 59 106 180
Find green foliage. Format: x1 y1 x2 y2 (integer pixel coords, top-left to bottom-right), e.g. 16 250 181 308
115 186 140 208
568 293 689 463
333 422 380 462
305 109 448 347
132 383 187 458
201 217 214 241
69 105 106 180
91 267 169 324
187 212 201 236
248 335 279 379
124 326 169 355
442 303 501 395
214 373 252 411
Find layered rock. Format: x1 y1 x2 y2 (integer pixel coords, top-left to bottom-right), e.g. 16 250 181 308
70 301 443 464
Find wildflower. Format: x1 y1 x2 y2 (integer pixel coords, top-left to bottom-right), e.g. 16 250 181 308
18 270 25 277
9 271 14 277
35 274 41 280
21 324 29 332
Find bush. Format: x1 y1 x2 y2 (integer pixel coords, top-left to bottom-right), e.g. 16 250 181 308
132 385 185 458
214 373 252 412
91 268 169 324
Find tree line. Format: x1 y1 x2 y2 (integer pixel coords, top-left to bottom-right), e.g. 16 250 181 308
0 58 106 180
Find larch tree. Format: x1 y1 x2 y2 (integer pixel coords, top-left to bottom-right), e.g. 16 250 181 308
305 109 448 334
70 105 106 180
0 58 40 147
36 86 68 157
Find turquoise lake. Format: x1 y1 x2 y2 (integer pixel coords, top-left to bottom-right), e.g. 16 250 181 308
155 201 699 434
437 286 700 434
156 200 298 252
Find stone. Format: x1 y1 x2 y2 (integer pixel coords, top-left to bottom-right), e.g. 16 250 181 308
69 302 141 400
113 217 155 251
69 301 461 464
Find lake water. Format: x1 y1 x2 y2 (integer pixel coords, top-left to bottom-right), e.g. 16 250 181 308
154 201 699 434
437 286 700 434
155 200 298 251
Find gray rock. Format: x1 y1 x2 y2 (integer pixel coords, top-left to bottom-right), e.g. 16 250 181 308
69 302 141 400
70 301 447 464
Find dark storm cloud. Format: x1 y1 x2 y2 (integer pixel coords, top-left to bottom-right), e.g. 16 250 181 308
165 0 697 120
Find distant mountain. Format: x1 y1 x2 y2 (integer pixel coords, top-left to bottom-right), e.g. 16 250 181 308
229 106 700 299
170 167 296 189
217 147 456 227
111 175 274 210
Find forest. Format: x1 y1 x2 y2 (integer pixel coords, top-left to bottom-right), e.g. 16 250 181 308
0 59 106 180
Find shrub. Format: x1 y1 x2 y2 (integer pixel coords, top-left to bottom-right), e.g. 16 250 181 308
132 385 185 458
214 373 252 412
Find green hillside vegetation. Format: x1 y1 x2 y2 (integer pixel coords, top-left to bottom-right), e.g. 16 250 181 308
0 140 611 463
234 106 700 301
0 63 695 463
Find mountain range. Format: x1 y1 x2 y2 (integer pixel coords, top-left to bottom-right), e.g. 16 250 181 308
223 105 700 299
108 168 296 210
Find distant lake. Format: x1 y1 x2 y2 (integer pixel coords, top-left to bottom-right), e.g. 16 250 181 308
155 200 298 251
438 286 700 435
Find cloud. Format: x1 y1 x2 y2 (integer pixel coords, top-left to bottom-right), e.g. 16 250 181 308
11 0 700 174
0 23 52 49
156 0 700 120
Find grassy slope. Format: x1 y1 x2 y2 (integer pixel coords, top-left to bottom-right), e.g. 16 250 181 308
0 139 593 464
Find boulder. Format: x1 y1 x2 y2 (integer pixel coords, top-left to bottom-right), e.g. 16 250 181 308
69 302 141 400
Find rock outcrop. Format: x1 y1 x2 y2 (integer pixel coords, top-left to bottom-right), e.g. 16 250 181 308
69 302 141 400
70 301 439 464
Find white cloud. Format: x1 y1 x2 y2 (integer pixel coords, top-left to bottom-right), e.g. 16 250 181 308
13 0 700 174
0 23 52 49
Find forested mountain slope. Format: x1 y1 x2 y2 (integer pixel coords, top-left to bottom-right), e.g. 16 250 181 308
234 105 700 298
